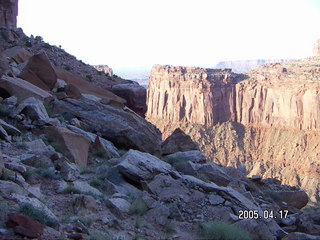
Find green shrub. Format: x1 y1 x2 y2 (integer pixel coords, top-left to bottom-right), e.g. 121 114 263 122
78 217 93 227
129 198 148 216
44 104 54 117
90 178 105 190
93 149 108 158
62 186 81 194
41 135 62 153
80 167 95 175
19 203 58 228
199 220 252 240
0 103 10 117
35 167 61 180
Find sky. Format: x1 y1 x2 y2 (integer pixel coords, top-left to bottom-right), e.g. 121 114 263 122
18 0 320 75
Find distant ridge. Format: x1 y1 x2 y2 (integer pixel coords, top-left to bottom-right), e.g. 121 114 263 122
215 59 293 73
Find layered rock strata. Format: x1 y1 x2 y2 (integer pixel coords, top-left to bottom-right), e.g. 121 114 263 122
146 59 320 201
314 39 320 57
0 0 18 28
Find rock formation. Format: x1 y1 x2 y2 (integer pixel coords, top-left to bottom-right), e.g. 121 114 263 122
0 0 18 28
314 39 320 57
147 58 320 201
93 64 113 76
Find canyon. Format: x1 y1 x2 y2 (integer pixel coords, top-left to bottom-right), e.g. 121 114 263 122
147 55 320 201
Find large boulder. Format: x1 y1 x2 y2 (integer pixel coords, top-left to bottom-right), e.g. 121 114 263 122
56 68 126 104
117 150 173 183
15 97 49 121
111 83 147 117
53 98 161 155
0 75 52 102
44 126 90 167
3 46 32 64
277 190 309 209
161 128 199 155
91 136 120 159
19 52 57 91
6 213 45 238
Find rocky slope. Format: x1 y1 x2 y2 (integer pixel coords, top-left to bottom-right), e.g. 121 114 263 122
215 59 291 73
146 57 320 202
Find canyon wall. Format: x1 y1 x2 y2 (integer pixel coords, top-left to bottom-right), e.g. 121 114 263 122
0 0 18 28
146 58 320 201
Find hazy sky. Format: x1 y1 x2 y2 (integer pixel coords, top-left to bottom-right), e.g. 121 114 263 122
18 0 320 72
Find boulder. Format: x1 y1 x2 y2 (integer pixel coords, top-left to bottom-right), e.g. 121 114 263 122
3 46 32 64
56 68 126 104
66 125 96 142
277 190 309 209
163 150 206 164
44 126 90 167
111 83 147 117
19 52 57 91
25 139 49 154
53 98 161 155
189 162 231 187
0 119 21 136
0 75 52 102
91 136 120 159
3 95 17 105
161 128 199 155
15 97 49 121
232 219 274 240
117 150 173 183
105 197 130 219
6 213 45 238
72 180 102 196
54 160 79 182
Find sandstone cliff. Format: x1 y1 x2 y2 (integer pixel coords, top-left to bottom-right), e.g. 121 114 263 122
93 64 113 76
147 58 320 201
0 0 18 28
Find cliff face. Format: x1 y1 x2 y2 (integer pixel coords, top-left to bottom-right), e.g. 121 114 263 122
147 65 238 126
0 0 18 28
146 58 320 201
92 64 113 76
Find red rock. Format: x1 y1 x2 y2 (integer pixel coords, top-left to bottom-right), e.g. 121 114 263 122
3 46 31 64
44 126 90 167
56 68 126 104
6 213 45 238
93 64 113 76
111 83 146 117
277 190 309 209
19 52 57 91
0 75 53 102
